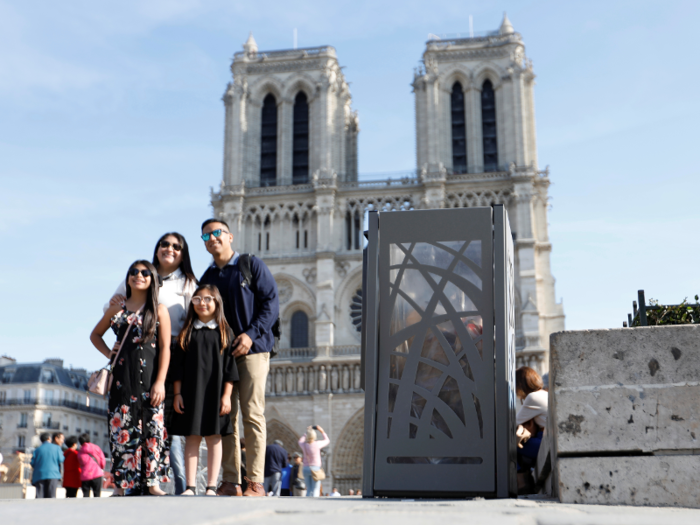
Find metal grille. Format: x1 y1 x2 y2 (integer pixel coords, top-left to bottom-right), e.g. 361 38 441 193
481 80 498 172
260 94 278 187
293 92 309 184
451 82 467 174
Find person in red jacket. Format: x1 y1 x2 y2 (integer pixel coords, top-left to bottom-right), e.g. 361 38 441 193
77 433 106 498
63 436 82 498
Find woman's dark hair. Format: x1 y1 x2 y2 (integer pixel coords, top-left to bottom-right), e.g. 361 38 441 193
152 232 198 288
66 436 78 448
178 284 232 352
125 260 160 341
515 366 544 398
78 433 91 446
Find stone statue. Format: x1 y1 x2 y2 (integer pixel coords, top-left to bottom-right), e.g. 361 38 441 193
319 366 327 392
297 367 305 393
342 366 350 391
286 367 294 393
275 368 284 394
330 366 339 392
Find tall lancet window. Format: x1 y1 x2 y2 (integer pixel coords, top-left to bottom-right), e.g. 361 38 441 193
450 82 467 174
481 79 498 172
290 311 309 348
293 92 310 184
260 94 278 187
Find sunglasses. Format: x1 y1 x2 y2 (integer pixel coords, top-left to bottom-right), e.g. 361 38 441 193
201 229 229 242
159 240 183 251
129 268 153 278
192 296 215 305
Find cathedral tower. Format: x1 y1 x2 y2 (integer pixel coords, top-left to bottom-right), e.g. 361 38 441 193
412 14 565 358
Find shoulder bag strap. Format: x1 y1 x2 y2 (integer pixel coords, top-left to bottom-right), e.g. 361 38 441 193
107 306 142 393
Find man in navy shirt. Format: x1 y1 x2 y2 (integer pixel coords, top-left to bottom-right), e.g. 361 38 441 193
264 440 288 496
199 218 278 497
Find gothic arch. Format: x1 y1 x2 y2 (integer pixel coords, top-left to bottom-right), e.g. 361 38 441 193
472 63 505 91
281 300 316 322
331 408 364 494
282 73 317 102
266 418 302 456
439 65 472 93
249 76 285 106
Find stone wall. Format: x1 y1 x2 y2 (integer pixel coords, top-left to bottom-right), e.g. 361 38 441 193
550 326 700 507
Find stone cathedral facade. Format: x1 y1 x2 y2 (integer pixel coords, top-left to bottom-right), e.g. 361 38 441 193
211 15 564 493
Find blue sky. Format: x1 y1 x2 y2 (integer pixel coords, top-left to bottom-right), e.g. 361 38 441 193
1 1 699 371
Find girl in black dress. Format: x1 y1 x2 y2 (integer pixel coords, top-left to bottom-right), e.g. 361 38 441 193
90 260 172 496
171 284 238 496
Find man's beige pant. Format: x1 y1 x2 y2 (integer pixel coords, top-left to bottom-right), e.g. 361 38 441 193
222 352 269 484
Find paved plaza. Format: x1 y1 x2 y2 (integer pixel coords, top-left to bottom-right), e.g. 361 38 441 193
1 495 699 525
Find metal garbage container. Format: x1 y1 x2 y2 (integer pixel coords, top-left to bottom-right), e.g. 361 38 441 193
361 205 517 497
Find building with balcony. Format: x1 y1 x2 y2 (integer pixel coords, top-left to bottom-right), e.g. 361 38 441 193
0 356 110 461
211 15 564 493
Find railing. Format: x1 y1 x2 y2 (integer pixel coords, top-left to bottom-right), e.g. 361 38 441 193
623 290 700 328
38 422 60 430
267 361 362 397
426 32 520 46
0 398 108 417
273 345 361 361
234 46 336 60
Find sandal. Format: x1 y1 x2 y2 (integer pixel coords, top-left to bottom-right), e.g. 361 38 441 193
205 486 217 496
182 486 196 496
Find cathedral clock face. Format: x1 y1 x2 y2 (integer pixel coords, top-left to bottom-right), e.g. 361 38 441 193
277 279 293 305
350 288 362 333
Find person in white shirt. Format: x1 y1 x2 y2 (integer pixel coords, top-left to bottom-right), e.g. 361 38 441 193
331 488 341 497
105 232 198 495
515 366 547 493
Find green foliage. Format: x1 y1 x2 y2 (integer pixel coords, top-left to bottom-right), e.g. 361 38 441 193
633 295 700 326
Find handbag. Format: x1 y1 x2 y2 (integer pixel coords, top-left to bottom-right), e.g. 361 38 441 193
88 307 141 397
293 477 306 490
310 468 326 482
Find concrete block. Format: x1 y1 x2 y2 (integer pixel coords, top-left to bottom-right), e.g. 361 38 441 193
550 325 700 389
555 384 700 454
557 455 700 508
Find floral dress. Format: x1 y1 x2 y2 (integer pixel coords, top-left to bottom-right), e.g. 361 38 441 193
109 305 170 494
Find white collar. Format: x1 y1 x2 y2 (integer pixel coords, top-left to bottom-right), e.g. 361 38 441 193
161 267 183 281
194 319 218 330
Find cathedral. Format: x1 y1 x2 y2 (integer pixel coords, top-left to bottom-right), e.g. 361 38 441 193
210 14 564 493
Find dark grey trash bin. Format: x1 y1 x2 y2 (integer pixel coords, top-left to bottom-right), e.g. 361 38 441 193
361 206 517 498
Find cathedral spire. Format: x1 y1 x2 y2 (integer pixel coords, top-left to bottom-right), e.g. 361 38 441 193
243 32 258 55
499 13 514 35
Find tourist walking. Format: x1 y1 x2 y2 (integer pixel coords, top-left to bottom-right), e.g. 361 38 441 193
280 457 292 496
298 426 330 497
77 433 105 497
515 366 548 493
171 284 239 496
263 440 287 496
198 219 279 497
62 436 81 498
90 260 172 496
105 232 198 495
30 433 64 498
290 452 306 496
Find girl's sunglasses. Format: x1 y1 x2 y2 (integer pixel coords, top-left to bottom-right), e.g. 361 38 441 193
159 240 183 251
192 296 215 305
129 268 153 278
201 229 228 242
